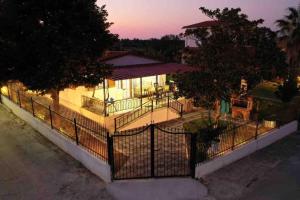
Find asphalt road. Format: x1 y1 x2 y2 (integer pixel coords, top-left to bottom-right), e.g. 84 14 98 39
204 129 300 200
0 105 113 200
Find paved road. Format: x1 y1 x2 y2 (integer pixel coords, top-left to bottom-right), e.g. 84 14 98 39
0 105 113 200
204 131 300 200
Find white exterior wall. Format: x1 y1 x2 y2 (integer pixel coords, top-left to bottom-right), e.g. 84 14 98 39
195 121 298 178
2 95 112 183
185 35 198 48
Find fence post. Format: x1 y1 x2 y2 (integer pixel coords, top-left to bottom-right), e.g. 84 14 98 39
0 88 2 104
107 132 115 180
167 95 170 108
31 97 35 116
150 124 155 177
255 119 259 139
49 106 53 129
74 118 79 145
17 91 21 107
231 125 236 151
190 133 196 178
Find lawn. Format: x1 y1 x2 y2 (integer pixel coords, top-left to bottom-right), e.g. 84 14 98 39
183 118 231 133
249 81 300 123
249 81 281 102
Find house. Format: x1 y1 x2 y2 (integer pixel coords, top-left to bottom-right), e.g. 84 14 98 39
182 20 220 48
58 51 195 132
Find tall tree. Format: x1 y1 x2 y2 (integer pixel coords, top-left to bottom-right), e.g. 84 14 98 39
276 5 300 73
0 0 117 110
113 35 184 63
176 7 287 115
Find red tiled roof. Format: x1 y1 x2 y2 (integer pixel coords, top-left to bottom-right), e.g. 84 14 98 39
111 63 196 80
183 20 220 29
99 51 130 61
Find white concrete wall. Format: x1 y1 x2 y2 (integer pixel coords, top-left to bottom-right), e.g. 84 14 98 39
2 95 112 183
195 121 298 178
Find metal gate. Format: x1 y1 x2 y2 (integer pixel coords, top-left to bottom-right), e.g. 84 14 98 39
108 124 196 180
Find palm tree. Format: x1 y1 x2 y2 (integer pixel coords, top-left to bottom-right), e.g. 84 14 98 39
276 5 300 74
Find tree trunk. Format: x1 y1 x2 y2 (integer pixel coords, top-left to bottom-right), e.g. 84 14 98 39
92 88 96 98
50 89 61 129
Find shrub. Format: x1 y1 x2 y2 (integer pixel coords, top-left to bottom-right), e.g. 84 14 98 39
275 77 298 102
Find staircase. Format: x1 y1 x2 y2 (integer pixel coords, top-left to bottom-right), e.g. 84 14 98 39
114 96 183 131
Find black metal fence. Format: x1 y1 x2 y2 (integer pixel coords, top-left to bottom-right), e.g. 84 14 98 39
196 121 261 162
1 85 297 181
1 87 109 161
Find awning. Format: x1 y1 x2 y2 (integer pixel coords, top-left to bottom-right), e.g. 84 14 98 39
111 63 196 80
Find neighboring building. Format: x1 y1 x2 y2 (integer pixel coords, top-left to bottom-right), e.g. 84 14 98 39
58 51 194 132
182 20 220 48
182 21 254 120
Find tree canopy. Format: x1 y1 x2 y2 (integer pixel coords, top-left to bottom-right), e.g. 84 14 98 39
176 7 287 110
112 35 184 63
0 0 117 96
276 5 300 73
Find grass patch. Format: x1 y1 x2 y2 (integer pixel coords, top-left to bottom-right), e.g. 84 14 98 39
183 119 231 133
249 81 280 102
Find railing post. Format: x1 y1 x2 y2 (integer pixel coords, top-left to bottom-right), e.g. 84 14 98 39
150 124 155 177
104 102 107 117
190 133 196 178
107 132 115 180
231 125 236 150
114 118 117 132
31 97 35 116
167 95 170 107
151 100 154 112
49 106 53 129
17 91 21 107
74 118 79 145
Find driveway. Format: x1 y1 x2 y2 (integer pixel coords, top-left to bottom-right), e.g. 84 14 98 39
203 130 300 200
0 105 113 200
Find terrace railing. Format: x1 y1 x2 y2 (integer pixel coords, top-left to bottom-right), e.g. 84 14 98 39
82 95 105 115
114 96 183 131
106 98 141 115
114 100 153 131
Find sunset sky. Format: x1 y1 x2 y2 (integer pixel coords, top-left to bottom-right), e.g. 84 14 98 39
98 0 299 39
